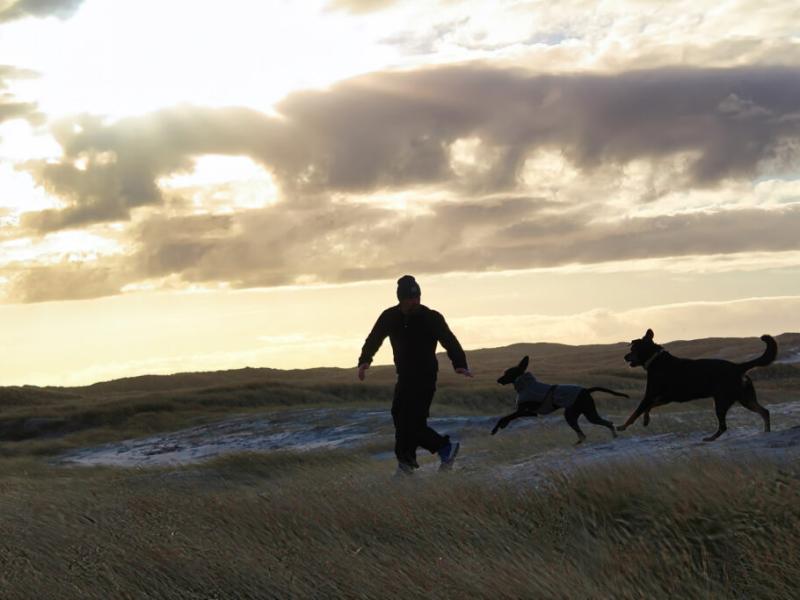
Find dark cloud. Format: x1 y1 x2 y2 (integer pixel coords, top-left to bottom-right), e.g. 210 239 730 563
23 64 800 233
0 97 38 122
486 206 800 269
330 203 800 280
22 161 156 230
8 194 800 303
11 196 561 301
0 0 84 23
22 106 284 231
277 64 800 190
3 260 127 303
13 61 799 302
122 200 800 292
135 213 235 278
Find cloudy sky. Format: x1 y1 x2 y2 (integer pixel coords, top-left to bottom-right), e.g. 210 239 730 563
1 0 799 385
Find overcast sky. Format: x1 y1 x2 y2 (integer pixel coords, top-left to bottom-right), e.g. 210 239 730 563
1 0 798 385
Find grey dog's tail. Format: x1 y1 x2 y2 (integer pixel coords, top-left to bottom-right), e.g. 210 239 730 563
586 387 629 398
737 334 778 373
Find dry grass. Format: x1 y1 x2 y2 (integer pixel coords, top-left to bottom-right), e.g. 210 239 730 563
2 439 800 599
0 373 791 460
1 334 798 598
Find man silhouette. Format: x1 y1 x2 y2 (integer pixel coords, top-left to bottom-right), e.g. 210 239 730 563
357 275 473 475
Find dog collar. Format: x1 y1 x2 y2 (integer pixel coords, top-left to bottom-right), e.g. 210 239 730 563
643 350 664 370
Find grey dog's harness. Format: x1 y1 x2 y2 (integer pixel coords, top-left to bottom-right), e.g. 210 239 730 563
513 372 583 414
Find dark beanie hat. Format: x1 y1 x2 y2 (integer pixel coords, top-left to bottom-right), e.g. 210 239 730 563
396 275 421 300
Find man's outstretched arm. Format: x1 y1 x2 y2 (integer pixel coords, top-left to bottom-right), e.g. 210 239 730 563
357 312 389 381
432 311 472 377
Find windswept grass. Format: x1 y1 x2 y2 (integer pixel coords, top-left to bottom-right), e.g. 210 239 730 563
1 334 798 597
0 378 793 462
0 383 387 454
0 381 514 458
1 442 799 599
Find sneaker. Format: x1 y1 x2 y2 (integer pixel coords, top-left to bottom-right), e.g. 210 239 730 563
438 440 460 471
394 461 415 477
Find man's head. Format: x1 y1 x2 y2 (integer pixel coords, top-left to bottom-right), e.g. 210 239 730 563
397 275 421 312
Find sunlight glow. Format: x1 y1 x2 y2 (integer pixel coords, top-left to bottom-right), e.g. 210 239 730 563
519 149 580 193
0 230 123 267
0 120 62 162
0 0 402 118
332 186 445 214
449 136 502 178
157 155 278 212
0 161 62 215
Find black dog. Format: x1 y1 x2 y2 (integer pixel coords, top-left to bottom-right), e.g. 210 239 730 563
492 356 627 444
618 329 777 441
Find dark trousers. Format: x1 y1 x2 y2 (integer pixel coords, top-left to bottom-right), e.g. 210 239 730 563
391 377 448 466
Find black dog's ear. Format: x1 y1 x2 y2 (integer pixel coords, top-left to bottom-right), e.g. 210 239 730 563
645 329 654 340
518 356 529 371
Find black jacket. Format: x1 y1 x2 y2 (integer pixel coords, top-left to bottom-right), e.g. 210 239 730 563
358 304 468 378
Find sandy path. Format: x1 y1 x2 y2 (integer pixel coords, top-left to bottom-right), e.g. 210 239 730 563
57 401 800 477
57 408 496 467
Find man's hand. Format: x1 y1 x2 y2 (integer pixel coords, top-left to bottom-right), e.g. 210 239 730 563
455 367 473 378
357 363 370 381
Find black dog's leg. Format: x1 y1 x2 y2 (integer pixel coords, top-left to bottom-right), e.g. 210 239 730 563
581 393 617 438
617 396 657 431
704 395 735 442
739 376 770 433
564 405 586 444
642 396 673 427
491 406 538 435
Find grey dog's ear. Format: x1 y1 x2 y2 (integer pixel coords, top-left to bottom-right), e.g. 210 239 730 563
518 355 529 371
645 329 654 340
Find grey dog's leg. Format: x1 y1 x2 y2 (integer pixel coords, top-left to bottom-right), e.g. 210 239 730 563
492 403 541 434
583 395 617 437
564 405 586 444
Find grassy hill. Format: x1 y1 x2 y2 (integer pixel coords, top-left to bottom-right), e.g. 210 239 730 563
1 333 800 599
49 331 800 392
1 332 798 452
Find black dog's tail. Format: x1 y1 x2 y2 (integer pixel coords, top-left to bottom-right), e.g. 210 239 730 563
586 387 629 398
737 334 778 373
